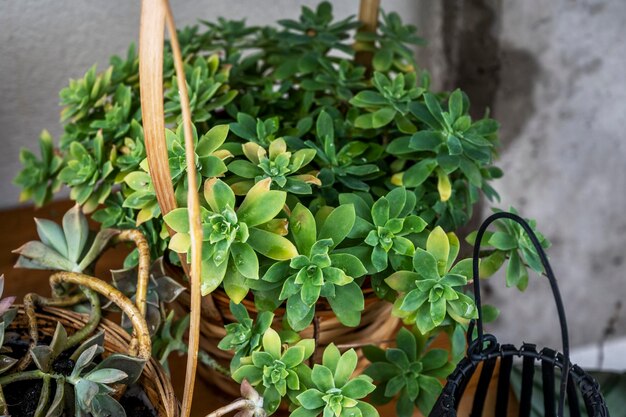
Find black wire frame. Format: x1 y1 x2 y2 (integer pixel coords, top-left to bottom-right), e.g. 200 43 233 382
428 212 610 417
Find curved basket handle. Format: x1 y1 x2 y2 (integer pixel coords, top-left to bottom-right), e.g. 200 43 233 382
139 1 203 416
48 272 152 361
471 211 570 416
355 0 381 68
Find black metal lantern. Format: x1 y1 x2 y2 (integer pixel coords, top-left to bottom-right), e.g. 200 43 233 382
430 212 609 417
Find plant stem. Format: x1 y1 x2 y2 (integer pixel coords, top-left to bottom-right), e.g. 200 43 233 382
310 316 320 367
65 287 101 348
204 399 254 417
0 370 49 385
34 374 51 417
49 272 151 361
354 0 381 69
181 343 230 377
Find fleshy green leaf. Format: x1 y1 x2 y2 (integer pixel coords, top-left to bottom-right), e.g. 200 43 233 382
318 204 356 248
230 242 259 279
247 228 298 260
204 178 235 212
63 205 89 264
334 349 358 387
290 203 317 256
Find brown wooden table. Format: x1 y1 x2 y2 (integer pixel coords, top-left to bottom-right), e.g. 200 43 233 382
0 201 516 416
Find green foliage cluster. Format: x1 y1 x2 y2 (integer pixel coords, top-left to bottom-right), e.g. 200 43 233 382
364 327 454 416
16 1 501 262
229 327 377 417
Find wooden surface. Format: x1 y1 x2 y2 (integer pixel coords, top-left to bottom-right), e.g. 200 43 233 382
0 200 516 416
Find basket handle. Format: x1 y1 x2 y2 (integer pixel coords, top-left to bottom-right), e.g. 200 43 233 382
139 1 203 416
471 211 570 416
354 0 381 68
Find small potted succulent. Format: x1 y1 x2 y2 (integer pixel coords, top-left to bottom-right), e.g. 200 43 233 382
14 2 550 416
0 268 178 417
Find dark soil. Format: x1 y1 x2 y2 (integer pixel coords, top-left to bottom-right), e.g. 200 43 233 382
4 379 43 417
119 385 158 417
51 350 75 376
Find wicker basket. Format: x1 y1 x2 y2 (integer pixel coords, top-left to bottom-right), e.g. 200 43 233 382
9 226 179 417
175 288 400 397
8 305 179 417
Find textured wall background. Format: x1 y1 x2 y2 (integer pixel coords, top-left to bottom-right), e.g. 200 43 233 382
1 0 625 356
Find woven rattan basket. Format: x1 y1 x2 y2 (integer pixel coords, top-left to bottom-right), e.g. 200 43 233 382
176 288 399 397
7 227 179 416
137 0 400 401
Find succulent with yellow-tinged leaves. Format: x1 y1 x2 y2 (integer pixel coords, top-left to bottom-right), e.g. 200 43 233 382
385 227 477 334
259 203 367 331
231 328 315 415
229 138 320 195
122 123 231 226
164 178 297 299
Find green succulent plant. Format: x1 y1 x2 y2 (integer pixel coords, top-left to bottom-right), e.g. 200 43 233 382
292 344 378 417
218 301 275 373
230 113 281 146
57 131 115 213
152 311 227 376
13 204 117 274
300 60 367 102
232 328 315 414
258 203 367 331
269 1 360 81
13 130 63 208
386 227 477 334
340 187 427 273
164 54 237 124
59 65 113 126
466 207 550 291
0 325 146 417
115 120 146 173
356 11 424 73
152 311 191 374
364 327 453 416
164 178 297 299
122 123 231 226
228 138 320 195
351 71 425 133
12 2 555 414
305 110 382 194
0 280 147 417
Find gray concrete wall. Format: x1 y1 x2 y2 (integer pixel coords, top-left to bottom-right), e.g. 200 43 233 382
415 0 626 354
1 0 625 354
